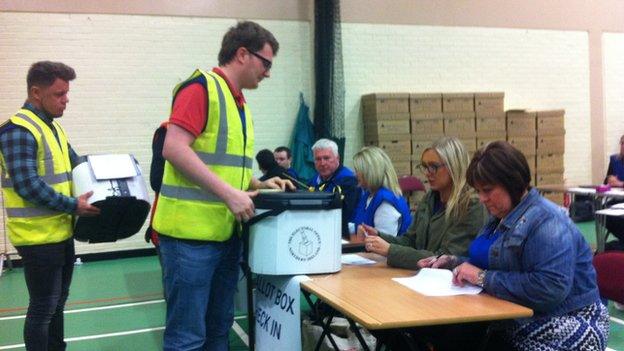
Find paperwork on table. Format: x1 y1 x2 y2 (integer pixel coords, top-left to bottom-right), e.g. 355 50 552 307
341 254 377 265
393 268 483 296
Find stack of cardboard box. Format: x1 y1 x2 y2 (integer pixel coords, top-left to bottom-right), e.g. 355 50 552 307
506 110 538 184
475 93 506 151
410 93 444 180
361 93 412 175
535 109 566 205
361 92 566 207
442 93 478 156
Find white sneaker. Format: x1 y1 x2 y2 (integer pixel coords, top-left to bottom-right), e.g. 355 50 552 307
615 302 624 311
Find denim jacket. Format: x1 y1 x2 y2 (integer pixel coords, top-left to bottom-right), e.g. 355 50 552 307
481 188 600 321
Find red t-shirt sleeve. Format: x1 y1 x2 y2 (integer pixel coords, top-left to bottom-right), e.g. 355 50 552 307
169 83 207 137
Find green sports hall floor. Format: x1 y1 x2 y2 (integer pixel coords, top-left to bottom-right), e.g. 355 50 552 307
0 221 623 350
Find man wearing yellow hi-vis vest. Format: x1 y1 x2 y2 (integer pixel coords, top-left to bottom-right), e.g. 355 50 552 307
152 22 293 351
0 61 100 351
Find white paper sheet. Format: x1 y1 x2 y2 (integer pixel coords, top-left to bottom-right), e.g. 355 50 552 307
392 268 483 296
596 208 624 217
341 254 377 265
567 187 596 194
88 154 137 180
610 203 624 209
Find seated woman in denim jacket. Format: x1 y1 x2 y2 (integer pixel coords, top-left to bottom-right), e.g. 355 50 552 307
359 137 486 270
420 141 609 350
351 146 412 236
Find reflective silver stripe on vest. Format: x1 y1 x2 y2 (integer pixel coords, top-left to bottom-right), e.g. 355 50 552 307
5 207 62 218
195 152 253 168
159 184 224 203
161 73 251 203
14 113 55 176
1 171 71 188
210 74 229 155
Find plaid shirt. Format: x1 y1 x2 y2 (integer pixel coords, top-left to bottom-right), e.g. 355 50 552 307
0 103 78 213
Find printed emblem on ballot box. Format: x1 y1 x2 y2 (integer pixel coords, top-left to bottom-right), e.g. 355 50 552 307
288 226 321 261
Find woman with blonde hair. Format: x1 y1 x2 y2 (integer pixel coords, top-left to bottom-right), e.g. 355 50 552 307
352 146 412 236
358 136 487 270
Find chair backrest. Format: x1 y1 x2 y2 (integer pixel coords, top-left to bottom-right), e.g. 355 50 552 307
398 176 426 193
593 251 624 303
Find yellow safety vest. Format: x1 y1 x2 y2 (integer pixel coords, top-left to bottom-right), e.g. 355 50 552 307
153 70 254 241
0 109 73 246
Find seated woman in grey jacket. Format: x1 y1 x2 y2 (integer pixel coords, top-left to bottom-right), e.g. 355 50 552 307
358 136 487 270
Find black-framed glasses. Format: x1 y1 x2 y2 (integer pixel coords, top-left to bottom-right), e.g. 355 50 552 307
247 49 272 70
417 162 446 175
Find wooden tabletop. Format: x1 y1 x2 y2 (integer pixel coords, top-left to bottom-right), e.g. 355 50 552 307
300 254 533 330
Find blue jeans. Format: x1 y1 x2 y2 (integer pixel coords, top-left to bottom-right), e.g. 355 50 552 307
159 234 241 351
15 239 74 351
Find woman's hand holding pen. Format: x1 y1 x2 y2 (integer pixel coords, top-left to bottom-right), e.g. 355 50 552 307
358 224 390 256
356 223 378 240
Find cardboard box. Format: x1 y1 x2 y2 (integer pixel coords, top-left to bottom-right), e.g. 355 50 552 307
536 153 564 173
362 112 410 123
365 133 411 143
364 120 411 137
507 136 536 156
536 109 565 135
410 112 444 120
459 138 477 153
536 135 565 155
442 93 475 112
444 112 476 137
474 92 504 114
361 93 410 115
477 134 507 149
366 139 411 156
393 160 412 176
409 93 442 113
411 119 444 138
476 114 506 133
506 110 536 137
536 172 564 186
411 138 436 157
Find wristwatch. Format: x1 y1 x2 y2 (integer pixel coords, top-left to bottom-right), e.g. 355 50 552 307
476 270 487 287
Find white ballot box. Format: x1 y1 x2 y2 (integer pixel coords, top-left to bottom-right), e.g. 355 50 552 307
248 192 342 275
72 154 150 243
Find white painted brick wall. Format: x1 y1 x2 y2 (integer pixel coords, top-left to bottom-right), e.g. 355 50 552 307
603 33 624 160
0 13 608 256
0 12 312 255
341 24 591 187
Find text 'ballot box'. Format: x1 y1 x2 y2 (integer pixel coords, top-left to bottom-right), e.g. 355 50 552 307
248 192 342 275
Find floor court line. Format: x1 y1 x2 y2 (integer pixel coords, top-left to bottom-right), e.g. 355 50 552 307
232 321 249 346
0 317 249 350
0 292 164 314
0 327 166 350
0 299 166 321
611 316 624 326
